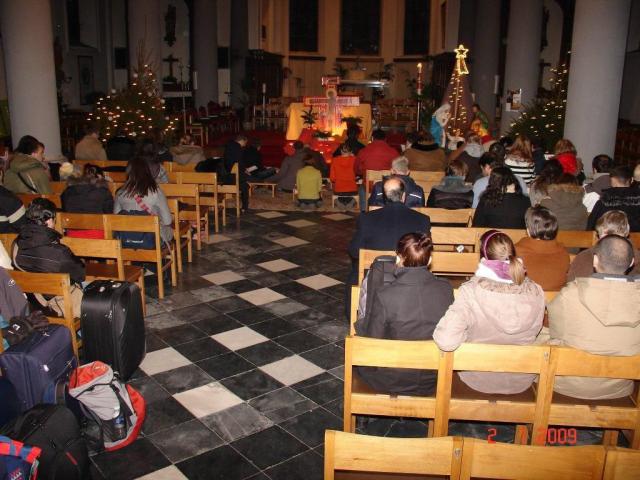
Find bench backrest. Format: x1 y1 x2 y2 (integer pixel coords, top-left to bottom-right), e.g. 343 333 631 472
60 237 124 278
17 193 62 209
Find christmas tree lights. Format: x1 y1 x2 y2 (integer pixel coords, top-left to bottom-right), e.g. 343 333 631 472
442 45 474 136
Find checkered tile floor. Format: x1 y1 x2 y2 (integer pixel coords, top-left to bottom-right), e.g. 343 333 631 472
89 210 356 480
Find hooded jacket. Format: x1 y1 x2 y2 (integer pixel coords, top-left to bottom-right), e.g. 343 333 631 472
548 275 640 399
433 274 545 394
539 183 588 231
0 186 26 233
587 186 640 232
61 177 114 213
3 153 51 194
404 143 446 172
426 176 473 210
515 237 570 291
14 224 85 284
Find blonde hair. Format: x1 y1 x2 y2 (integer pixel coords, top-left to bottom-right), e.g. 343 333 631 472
480 230 526 285
595 210 630 239
554 138 576 155
509 135 533 163
634 164 640 183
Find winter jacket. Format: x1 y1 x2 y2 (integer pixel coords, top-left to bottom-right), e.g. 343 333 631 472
426 177 473 210
295 165 322 200
404 143 446 172
114 187 174 243
505 155 535 185
567 247 640 281
515 237 570 291
0 186 26 233
556 152 578 175
330 155 358 193
0 267 28 320
3 153 51 194
587 186 640 232
61 178 114 214
354 140 398 176
472 175 528 208
539 183 587 231
267 150 306 191
74 135 107 161
584 173 611 196
14 223 85 284
433 272 545 394
368 175 425 208
472 192 530 229
457 146 484 183
105 136 136 161
354 266 454 396
547 274 640 399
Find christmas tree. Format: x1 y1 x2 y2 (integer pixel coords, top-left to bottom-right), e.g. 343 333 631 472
442 45 474 136
508 58 569 150
88 42 176 140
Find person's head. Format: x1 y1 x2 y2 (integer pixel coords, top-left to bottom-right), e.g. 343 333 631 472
235 134 248 147
509 135 533 162
405 131 420 147
26 198 57 229
135 138 160 165
554 173 579 186
179 133 194 145
421 131 435 144
483 166 522 206
633 164 640 184
525 206 559 240
302 153 315 167
499 136 514 149
84 124 99 138
554 138 576 156
83 163 106 180
250 138 262 150
479 152 499 177
293 140 304 152
446 159 468 178
593 235 635 275
59 162 78 181
121 156 157 197
488 142 506 163
15 135 42 157
466 133 482 146
340 144 353 156
372 129 386 141
610 166 633 188
595 210 630 239
472 103 480 113
396 232 433 268
346 125 360 140
532 158 563 191
479 229 526 285
592 154 613 174
383 177 405 203
390 156 410 175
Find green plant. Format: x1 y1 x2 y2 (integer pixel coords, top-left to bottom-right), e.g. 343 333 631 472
333 63 347 78
301 107 317 128
372 63 395 81
313 130 331 139
405 76 437 130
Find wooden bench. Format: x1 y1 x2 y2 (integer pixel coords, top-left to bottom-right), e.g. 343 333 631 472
248 182 277 198
167 171 222 234
16 193 62 209
603 447 640 479
166 198 193 273
217 162 241 217
72 159 128 170
159 182 204 250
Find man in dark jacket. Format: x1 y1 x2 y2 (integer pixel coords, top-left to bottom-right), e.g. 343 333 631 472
266 141 306 192
588 166 640 232
105 131 136 161
584 154 613 195
368 156 425 208
223 134 249 212
14 199 85 284
0 186 26 233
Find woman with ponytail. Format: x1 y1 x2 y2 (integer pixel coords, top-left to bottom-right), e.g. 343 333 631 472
433 230 545 394
355 232 454 396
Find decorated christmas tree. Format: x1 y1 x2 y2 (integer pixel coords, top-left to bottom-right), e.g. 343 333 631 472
88 43 176 140
508 58 569 150
442 45 474 136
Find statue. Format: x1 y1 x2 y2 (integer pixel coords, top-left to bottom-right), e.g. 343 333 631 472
430 103 451 148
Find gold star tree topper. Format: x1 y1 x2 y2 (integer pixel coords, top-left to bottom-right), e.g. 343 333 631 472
455 44 469 75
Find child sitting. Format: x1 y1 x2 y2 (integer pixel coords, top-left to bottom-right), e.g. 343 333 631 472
330 145 358 209
295 155 323 209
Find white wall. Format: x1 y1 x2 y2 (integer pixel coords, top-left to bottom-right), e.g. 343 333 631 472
620 0 640 123
217 0 231 104
112 0 128 90
540 0 563 85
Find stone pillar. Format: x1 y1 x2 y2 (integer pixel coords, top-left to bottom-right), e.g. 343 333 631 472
193 0 218 107
500 0 543 134
0 0 62 159
472 0 501 125
230 0 248 113
128 0 162 86
564 0 631 173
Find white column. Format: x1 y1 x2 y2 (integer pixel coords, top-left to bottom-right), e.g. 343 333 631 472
472 0 501 125
0 0 62 159
444 0 461 51
500 0 543 134
564 0 631 173
193 0 218 106
230 0 248 112
128 0 162 86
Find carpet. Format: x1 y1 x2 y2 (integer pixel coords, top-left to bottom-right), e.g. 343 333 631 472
247 186 361 213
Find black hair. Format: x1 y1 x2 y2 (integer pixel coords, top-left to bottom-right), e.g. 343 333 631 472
610 165 632 183
26 198 57 225
120 156 158 197
530 158 564 195
479 152 499 169
136 138 161 165
481 166 522 207
592 154 613 173
372 129 386 141
488 142 506 163
499 136 514 149
293 140 304 151
15 135 41 155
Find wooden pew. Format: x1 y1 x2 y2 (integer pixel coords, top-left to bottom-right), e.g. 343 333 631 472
167 171 222 234
159 182 205 250
603 447 640 479
72 159 128 170
217 162 241 218
17 193 62 209
166 198 193 273
49 181 66 195
367 206 475 226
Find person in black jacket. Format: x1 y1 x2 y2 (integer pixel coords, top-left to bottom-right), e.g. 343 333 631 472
61 164 114 214
14 199 85 284
426 159 473 209
355 233 454 395
368 156 425 208
223 134 249 212
588 166 640 232
105 130 136 161
0 186 26 233
472 166 530 229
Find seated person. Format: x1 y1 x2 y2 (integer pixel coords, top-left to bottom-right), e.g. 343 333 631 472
106 130 136 161
295 155 322 209
244 138 276 180
453 133 484 183
568 210 640 280
472 152 527 208
4 135 51 194
74 124 107 161
0 185 27 233
266 141 306 192
426 159 473 209
333 125 365 157
368 156 425 208
588 166 640 232
433 230 545 394
355 233 454 395
330 145 358 209
584 154 613 196
137 139 169 184
472 167 530 229
515 206 570 291
403 131 446 172
547 235 640 400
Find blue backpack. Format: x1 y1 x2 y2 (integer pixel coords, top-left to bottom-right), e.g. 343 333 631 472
113 210 156 250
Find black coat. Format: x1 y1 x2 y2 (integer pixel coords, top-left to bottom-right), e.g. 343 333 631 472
105 136 136 161
61 182 114 214
0 186 26 233
472 192 530 229
15 224 85 284
355 267 454 395
587 186 640 232
368 175 425 208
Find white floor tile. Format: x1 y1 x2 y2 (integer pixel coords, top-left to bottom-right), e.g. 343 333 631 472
260 355 325 386
271 236 309 247
238 287 286 306
201 270 246 285
173 382 243 418
256 211 286 219
211 326 269 351
256 259 299 272
139 348 191 376
284 219 316 228
136 465 188 480
204 234 232 244
323 213 352 221
296 274 342 290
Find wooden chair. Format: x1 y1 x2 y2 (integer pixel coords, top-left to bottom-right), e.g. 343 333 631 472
163 161 197 173
72 160 128 170
217 162 241 217
105 171 127 182
49 182 66 195
431 226 480 252
166 198 193 273
414 178 442 198
17 193 62 209
410 171 446 182
459 438 606 480
103 214 177 299
167 171 221 234
8 270 80 357
60 236 146 314
556 230 597 250
0 233 17 254
343 335 444 433
364 169 391 201
436 343 553 444
475 228 529 247
540 347 640 449
630 232 640 250
57 211 107 235
603 447 640 479
159 182 204 250
324 431 463 480
415 208 475 226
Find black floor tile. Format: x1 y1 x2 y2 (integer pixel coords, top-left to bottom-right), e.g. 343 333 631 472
152 364 213 395
142 396 195 435
128 376 171 405
273 330 328 354
248 387 318 424
176 445 259 480
224 279 263 294
290 290 333 308
193 314 243 335
291 373 343 405
145 332 168 353
250 272 290 287
174 337 230 362
197 352 256 380
220 368 284 400
227 306 277 325
270 281 314 297
300 344 344 370
282 309 333 329
172 303 220 323
236 341 293 366
154 323 207 346
149 419 224 463
264 449 324 480
208 296 255 313
92 438 171 479
280 408 342 448
250 317 301 339
230 425 308 470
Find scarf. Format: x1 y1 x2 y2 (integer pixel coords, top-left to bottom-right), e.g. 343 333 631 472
475 258 513 283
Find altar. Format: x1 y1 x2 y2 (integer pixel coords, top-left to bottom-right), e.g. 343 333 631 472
285 102 372 140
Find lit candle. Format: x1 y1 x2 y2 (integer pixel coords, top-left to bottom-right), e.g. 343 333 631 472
262 83 267 94
417 63 422 74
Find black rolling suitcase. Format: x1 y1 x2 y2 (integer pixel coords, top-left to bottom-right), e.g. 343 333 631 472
81 280 145 381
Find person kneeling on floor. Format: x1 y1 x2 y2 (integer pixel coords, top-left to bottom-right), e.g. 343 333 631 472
295 154 323 209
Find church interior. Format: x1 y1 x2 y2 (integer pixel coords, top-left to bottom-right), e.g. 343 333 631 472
0 0 640 479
